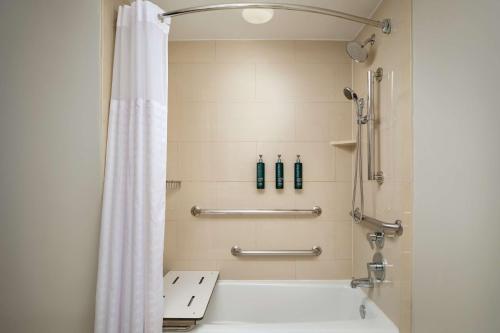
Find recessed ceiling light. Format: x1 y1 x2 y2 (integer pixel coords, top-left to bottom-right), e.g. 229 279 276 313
241 8 274 24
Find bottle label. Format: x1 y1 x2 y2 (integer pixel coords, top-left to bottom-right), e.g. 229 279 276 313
295 163 303 189
257 162 265 189
276 159 284 189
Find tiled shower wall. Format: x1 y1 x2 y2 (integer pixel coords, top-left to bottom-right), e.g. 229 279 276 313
165 41 354 279
352 0 412 332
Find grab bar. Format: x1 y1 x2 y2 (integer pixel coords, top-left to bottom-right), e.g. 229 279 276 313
191 206 322 217
367 68 385 185
231 246 322 257
351 209 403 236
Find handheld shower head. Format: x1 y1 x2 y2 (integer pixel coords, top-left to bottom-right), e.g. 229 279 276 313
343 87 358 101
344 87 365 119
346 34 375 63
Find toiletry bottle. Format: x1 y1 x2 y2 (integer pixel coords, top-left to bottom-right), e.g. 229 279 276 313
275 154 284 189
257 154 265 189
294 155 303 189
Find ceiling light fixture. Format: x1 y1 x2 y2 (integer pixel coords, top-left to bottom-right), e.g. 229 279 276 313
241 8 274 24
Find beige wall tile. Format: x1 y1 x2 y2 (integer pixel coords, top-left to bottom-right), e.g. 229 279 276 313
166 40 356 281
216 181 295 210
175 220 213 260
216 40 295 63
401 212 412 252
178 142 215 181
294 182 341 221
167 142 180 180
166 182 217 221
216 260 295 279
393 110 412 182
256 63 351 102
255 221 335 260
334 221 353 260
216 102 258 142
168 102 217 142
295 102 352 142
294 41 351 64
296 181 335 211
210 220 256 260
166 260 217 272
169 64 217 102
169 41 216 64
257 103 296 141
214 64 255 101
294 142 335 181
217 102 295 142
214 142 257 181
398 301 412 333
296 63 351 102
164 220 178 270
255 63 299 101
295 259 352 279
393 182 412 215
331 105 354 141
333 182 353 221
378 127 394 182
335 147 353 182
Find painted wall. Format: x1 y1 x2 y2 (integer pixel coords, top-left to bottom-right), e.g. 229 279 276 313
165 41 354 279
0 0 102 332
413 0 500 332
352 0 412 332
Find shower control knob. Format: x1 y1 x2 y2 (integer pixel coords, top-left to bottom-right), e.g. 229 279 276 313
367 253 387 282
367 231 385 249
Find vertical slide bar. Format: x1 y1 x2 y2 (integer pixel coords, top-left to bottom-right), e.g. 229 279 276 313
367 70 375 181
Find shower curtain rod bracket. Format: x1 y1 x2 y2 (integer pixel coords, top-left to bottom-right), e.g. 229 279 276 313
381 18 392 34
160 3 392 34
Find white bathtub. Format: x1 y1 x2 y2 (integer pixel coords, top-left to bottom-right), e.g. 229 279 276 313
192 280 398 333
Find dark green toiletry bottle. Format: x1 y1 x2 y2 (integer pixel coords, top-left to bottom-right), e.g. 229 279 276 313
294 155 303 189
257 154 265 189
275 154 284 189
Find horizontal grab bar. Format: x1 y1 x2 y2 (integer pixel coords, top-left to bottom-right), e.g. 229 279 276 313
231 246 322 257
351 209 403 236
191 206 322 217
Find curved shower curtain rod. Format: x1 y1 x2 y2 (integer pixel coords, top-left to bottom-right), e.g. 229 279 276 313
160 2 392 34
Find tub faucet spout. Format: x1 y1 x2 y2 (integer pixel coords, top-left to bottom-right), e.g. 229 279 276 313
350 277 374 288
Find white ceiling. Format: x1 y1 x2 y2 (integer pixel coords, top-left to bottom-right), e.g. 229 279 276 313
156 0 384 41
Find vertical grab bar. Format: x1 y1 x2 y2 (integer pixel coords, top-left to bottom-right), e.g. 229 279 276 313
367 68 384 184
367 70 375 181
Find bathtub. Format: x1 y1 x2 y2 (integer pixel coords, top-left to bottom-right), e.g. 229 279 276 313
192 280 398 333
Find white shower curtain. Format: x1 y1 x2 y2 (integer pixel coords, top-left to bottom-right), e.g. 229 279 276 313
95 1 170 333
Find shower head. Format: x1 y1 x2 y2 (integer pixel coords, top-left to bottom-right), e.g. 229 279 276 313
343 87 358 101
346 34 375 63
344 87 364 118
346 42 368 63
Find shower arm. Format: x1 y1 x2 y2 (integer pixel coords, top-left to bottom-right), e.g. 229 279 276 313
160 3 391 34
363 34 376 47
